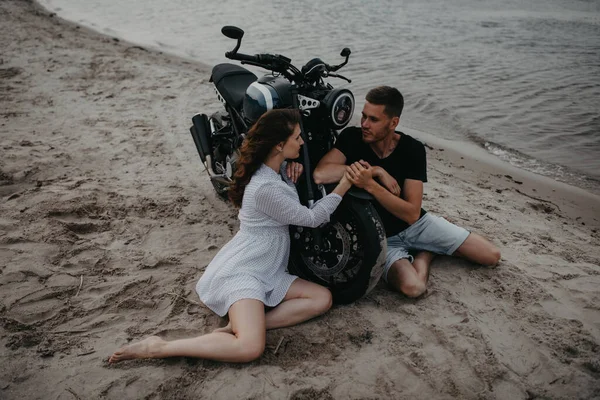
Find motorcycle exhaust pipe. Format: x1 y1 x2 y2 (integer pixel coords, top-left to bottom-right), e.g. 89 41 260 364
190 113 233 188
190 113 212 165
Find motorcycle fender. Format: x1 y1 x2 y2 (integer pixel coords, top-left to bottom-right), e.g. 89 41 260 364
324 183 374 201
190 114 211 163
346 187 374 201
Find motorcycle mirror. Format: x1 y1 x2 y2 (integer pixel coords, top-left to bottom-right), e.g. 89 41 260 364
222 26 244 56
221 26 244 40
328 47 351 72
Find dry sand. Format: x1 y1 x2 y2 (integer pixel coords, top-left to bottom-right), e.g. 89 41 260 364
1 1 600 398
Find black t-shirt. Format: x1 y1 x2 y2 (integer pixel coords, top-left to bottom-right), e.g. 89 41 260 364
334 126 428 237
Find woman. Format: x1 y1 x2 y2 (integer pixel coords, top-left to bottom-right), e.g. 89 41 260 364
109 109 352 363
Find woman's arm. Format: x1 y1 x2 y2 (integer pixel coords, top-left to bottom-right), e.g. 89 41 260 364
255 176 352 227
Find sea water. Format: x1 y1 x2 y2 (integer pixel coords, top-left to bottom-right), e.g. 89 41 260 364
38 0 600 191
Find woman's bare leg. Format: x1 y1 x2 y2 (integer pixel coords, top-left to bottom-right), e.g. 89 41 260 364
109 299 266 363
265 278 332 329
214 278 332 334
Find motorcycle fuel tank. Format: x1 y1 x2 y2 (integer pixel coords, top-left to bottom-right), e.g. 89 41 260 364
242 76 293 123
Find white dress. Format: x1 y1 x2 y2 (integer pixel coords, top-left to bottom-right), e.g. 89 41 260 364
196 163 342 316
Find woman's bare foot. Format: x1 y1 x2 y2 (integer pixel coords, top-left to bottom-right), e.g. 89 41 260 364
212 322 232 334
108 336 165 363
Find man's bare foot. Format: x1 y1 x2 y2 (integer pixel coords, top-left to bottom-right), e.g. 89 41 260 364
108 336 165 363
212 322 232 334
418 288 436 300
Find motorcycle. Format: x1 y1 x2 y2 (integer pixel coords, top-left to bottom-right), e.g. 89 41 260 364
189 26 386 304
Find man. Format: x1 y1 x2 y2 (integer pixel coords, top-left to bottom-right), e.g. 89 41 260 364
313 86 500 298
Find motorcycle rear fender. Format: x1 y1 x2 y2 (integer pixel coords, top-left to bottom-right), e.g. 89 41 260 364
190 114 211 163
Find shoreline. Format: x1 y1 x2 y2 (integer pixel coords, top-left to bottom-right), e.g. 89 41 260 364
2 1 600 399
35 0 600 197
407 127 600 230
33 0 210 69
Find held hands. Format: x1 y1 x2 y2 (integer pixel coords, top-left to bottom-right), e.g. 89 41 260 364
346 161 400 196
286 161 304 183
346 160 376 191
285 159 399 196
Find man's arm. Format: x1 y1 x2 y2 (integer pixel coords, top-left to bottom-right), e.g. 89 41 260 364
370 166 401 197
347 162 423 224
313 148 347 184
367 179 423 224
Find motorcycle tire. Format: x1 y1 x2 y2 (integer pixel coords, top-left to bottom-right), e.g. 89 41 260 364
288 196 387 304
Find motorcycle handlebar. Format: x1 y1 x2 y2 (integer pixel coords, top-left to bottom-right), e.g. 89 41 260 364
227 49 349 83
226 51 296 79
227 52 289 65
225 51 259 63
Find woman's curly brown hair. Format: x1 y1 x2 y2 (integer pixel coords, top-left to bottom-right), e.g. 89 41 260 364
228 109 300 207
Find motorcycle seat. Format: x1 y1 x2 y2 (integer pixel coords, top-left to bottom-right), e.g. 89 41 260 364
211 64 258 110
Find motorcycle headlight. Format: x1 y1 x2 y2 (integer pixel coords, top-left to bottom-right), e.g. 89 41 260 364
323 89 354 130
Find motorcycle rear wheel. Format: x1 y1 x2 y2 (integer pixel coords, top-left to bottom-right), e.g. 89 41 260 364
288 196 386 304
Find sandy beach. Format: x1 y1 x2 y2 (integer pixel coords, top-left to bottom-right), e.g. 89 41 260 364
1 1 600 399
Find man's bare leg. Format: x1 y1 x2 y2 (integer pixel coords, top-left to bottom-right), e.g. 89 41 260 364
412 251 435 283
453 233 500 266
387 251 435 298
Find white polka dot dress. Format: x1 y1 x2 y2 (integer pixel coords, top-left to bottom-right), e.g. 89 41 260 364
196 163 342 317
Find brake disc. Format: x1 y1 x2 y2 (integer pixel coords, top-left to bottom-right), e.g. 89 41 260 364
299 221 352 277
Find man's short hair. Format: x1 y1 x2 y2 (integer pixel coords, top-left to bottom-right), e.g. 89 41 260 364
365 86 404 118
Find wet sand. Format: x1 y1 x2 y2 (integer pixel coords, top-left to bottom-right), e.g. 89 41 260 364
1 1 599 399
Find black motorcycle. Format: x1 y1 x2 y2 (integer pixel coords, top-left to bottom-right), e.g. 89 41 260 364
189 26 386 304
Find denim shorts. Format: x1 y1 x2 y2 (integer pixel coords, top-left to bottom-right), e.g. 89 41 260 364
383 213 470 282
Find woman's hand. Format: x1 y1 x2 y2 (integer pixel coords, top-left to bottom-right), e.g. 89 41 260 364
332 170 353 197
340 170 353 187
286 161 304 183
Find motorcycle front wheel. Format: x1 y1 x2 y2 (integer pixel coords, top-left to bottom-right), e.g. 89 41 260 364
288 196 387 304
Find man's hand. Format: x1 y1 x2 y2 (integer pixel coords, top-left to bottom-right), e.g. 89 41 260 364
370 163 400 197
286 161 304 183
346 161 376 190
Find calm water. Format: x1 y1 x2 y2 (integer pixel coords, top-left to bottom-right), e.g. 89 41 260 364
39 0 600 189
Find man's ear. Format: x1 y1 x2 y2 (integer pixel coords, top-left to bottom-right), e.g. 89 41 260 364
390 116 400 130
